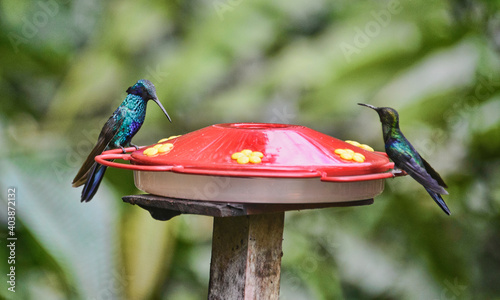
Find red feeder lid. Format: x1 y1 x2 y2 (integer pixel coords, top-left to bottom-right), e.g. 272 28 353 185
98 123 393 181
96 123 395 203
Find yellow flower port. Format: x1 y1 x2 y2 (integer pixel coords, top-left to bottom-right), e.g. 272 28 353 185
334 148 366 163
231 149 264 164
144 143 174 157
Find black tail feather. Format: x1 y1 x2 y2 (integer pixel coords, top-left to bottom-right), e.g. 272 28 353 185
81 163 108 202
425 188 451 215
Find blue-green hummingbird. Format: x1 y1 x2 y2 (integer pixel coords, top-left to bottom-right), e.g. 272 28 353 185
72 79 171 202
358 103 450 215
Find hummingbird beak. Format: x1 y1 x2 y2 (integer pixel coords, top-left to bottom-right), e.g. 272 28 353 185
152 97 172 123
357 103 379 110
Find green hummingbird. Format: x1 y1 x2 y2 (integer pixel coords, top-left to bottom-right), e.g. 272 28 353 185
72 79 171 202
358 103 450 215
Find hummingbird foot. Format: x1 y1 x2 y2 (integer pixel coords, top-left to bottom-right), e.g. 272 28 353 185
391 167 407 177
130 143 140 150
120 146 127 154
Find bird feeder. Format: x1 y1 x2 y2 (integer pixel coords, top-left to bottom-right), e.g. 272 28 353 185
95 123 395 299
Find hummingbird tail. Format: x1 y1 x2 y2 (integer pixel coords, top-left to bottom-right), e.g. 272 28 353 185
426 188 451 215
81 163 108 202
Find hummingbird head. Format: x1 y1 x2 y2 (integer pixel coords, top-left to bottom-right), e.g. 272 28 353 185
358 103 399 126
127 79 172 122
358 103 400 139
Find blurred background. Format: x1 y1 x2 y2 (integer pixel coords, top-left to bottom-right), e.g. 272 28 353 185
1 0 500 299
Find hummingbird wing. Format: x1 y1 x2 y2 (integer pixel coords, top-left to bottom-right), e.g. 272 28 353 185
72 116 124 187
392 150 448 195
420 155 448 188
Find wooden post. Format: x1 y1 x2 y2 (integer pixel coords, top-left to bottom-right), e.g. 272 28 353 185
122 195 374 299
208 213 285 300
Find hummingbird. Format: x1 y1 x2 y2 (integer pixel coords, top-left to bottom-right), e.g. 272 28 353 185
358 103 450 215
72 79 171 202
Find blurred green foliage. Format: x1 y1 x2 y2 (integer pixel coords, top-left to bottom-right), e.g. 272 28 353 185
1 0 500 299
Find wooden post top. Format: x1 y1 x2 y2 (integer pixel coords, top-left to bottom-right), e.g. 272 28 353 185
122 194 373 221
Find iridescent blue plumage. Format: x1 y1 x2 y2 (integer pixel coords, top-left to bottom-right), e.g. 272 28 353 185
73 79 171 202
358 103 451 215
